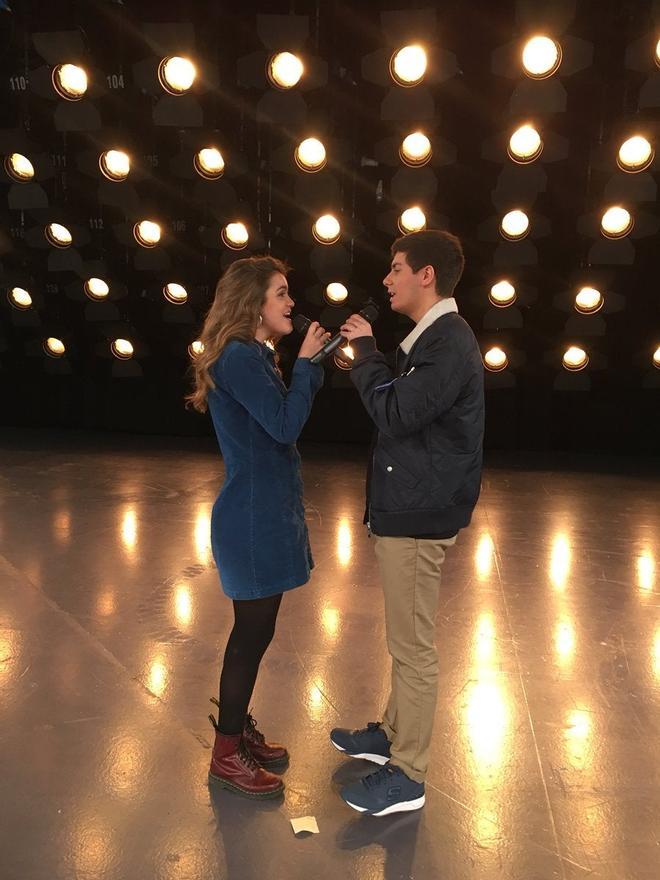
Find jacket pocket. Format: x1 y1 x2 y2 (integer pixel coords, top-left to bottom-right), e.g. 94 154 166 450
374 447 420 489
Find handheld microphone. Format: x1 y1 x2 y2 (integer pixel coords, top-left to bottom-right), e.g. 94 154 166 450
309 300 379 365
292 314 313 335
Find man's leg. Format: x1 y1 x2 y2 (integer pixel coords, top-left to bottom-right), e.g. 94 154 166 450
374 534 455 783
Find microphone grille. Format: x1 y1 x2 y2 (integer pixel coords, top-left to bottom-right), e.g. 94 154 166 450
292 314 312 334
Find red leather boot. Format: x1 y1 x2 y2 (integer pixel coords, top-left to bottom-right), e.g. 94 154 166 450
210 699 289 768
207 708 284 798
208 731 284 798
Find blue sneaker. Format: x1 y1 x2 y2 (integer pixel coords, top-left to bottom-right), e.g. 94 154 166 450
340 764 425 816
330 721 391 765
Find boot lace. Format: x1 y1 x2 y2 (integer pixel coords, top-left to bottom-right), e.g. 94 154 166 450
245 712 265 744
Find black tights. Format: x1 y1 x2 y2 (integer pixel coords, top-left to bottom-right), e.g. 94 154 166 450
217 593 283 735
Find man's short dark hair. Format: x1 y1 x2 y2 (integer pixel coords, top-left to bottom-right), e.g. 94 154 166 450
391 229 465 298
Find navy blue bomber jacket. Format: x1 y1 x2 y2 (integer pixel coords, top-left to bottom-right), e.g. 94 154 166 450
349 311 485 538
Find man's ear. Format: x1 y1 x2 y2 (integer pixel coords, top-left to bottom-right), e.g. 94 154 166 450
421 264 436 290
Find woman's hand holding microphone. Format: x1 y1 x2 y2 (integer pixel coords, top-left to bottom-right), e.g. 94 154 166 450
298 322 331 360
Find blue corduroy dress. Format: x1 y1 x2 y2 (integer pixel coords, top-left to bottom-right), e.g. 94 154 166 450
207 339 324 599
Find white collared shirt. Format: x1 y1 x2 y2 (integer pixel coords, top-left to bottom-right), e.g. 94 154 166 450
399 297 458 355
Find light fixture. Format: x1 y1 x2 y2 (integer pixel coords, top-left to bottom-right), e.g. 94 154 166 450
484 347 508 371
655 38 660 69
333 345 355 371
562 346 589 371
617 136 654 173
324 282 348 305
653 345 660 368
295 138 326 172
8 287 32 310
4 152 34 182
574 286 603 314
522 36 562 79
163 283 188 304
313 214 341 244
84 278 110 301
221 222 249 250
390 45 427 86
500 210 529 240
133 220 161 247
600 206 633 238
508 124 543 163
400 132 432 167
189 340 205 359
99 150 130 181
52 63 88 100
158 56 196 95
194 148 225 179
267 52 304 89
489 280 516 307
44 337 66 358
45 223 72 248
111 338 134 360
398 206 426 233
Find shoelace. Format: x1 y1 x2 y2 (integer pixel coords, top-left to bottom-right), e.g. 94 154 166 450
354 721 382 736
238 741 260 772
245 713 265 744
363 765 397 790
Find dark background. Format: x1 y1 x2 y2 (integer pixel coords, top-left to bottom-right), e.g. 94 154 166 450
0 0 658 453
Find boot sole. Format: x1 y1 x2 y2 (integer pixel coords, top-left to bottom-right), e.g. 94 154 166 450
208 773 285 799
330 740 390 765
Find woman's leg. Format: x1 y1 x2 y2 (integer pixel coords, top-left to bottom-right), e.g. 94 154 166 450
217 593 283 735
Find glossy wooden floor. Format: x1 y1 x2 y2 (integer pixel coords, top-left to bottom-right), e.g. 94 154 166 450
0 431 658 880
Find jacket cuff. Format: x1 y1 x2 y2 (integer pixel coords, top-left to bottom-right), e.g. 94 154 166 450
350 336 378 362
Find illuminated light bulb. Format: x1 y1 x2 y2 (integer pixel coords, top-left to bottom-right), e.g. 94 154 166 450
508 124 543 163
313 214 341 244
46 223 72 247
221 222 249 249
44 337 66 357
483 346 508 371
111 338 134 359
390 45 427 86
268 52 304 89
84 278 110 301
163 283 188 304
400 131 432 166
5 152 34 181
52 63 88 100
158 56 196 94
295 138 326 172
134 220 161 247
194 148 225 179
399 206 426 233
600 206 633 238
653 346 660 369
489 280 516 307
188 340 204 358
574 287 603 315
99 149 130 181
522 36 562 79
9 287 32 309
562 346 589 371
617 136 654 173
325 282 348 305
500 210 529 240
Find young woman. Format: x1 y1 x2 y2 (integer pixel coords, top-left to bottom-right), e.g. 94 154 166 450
188 256 329 799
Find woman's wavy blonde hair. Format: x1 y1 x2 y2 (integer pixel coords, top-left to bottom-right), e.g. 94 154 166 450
186 255 289 413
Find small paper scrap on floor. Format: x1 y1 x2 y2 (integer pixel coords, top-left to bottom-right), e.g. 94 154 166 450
290 816 319 835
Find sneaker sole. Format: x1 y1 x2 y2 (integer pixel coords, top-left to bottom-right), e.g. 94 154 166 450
208 773 284 799
330 740 389 766
343 794 426 816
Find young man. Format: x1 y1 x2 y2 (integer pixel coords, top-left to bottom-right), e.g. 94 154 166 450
331 229 484 816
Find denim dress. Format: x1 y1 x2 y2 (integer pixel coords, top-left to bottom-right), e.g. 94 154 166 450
207 340 324 599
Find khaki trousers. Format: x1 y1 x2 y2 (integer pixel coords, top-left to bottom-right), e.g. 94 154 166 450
373 534 456 783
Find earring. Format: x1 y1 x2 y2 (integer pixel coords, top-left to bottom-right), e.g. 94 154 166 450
258 315 263 325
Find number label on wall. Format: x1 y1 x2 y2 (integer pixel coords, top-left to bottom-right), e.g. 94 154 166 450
89 218 105 230
9 75 28 91
106 73 125 90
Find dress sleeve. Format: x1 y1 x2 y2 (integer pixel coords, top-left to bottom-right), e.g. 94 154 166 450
215 344 324 444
